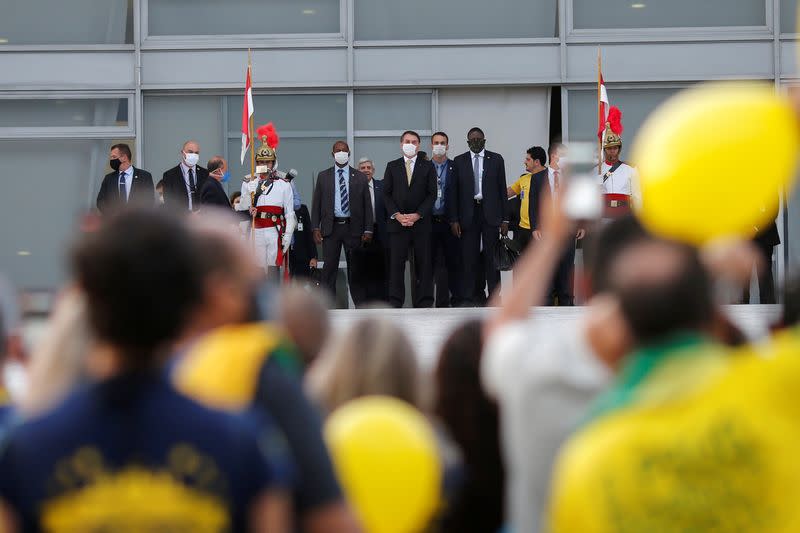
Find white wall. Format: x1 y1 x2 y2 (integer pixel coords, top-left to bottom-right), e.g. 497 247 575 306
438 87 551 184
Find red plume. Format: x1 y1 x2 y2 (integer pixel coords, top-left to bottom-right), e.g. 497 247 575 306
597 106 624 139
256 122 280 149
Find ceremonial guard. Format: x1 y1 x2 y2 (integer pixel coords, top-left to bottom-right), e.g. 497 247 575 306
236 123 296 278
597 107 639 219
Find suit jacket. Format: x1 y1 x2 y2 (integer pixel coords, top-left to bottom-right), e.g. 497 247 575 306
527 169 549 231
372 179 389 247
755 194 781 248
291 204 317 262
96 167 155 214
383 156 437 233
311 166 374 238
162 164 209 212
448 150 508 230
199 177 231 209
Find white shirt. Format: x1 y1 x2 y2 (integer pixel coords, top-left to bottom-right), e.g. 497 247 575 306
472 150 485 199
368 179 376 219
547 166 559 196
118 166 134 200
180 162 198 211
482 319 610 533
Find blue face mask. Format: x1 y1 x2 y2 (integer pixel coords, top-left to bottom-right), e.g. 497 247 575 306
221 171 231 183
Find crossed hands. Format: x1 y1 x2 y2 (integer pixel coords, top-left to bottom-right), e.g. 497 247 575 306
396 213 421 227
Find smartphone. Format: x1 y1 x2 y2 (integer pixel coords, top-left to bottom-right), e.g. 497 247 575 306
560 142 603 221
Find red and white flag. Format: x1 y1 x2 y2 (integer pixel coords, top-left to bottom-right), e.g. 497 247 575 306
598 73 610 135
240 65 254 164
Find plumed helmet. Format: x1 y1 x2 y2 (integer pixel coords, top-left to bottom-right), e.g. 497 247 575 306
599 106 623 149
255 122 280 163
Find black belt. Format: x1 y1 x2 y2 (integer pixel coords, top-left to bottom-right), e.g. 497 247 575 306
433 215 447 223
334 217 350 224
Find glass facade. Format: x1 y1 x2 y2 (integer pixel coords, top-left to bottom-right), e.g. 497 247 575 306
1 0 798 294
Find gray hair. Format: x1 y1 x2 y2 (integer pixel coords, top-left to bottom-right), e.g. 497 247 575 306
357 157 373 166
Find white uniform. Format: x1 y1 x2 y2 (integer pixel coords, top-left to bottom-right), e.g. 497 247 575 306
596 161 641 207
236 174 297 271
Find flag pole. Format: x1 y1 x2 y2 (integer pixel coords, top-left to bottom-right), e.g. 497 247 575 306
248 49 256 248
597 47 603 172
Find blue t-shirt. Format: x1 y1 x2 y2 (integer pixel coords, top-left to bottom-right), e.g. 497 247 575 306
0 373 288 532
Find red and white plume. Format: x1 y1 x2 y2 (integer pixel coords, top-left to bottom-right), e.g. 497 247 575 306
240 65 254 164
257 122 280 149
598 106 623 140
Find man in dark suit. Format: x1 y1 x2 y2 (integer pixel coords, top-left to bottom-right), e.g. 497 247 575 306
743 198 781 304
448 127 508 306
311 140 374 306
383 130 438 308
162 140 209 213
96 143 154 214
199 156 232 210
289 202 318 281
348 157 389 304
429 132 463 307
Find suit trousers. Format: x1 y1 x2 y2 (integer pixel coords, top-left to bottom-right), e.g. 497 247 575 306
389 227 433 308
461 203 501 306
742 242 776 304
431 216 463 307
549 242 576 306
349 230 389 306
321 222 359 304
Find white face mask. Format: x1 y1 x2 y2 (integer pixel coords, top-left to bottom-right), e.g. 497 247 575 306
334 151 350 165
183 152 199 166
432 144 447 157
402 143 417 158
256 165 272 175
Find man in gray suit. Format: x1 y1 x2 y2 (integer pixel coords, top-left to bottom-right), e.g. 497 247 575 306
311 140 374 306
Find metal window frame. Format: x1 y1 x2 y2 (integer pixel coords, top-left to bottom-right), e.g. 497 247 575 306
0 92 135 139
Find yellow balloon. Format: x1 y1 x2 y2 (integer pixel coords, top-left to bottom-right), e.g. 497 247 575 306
324 396 442 533
632 82 798 245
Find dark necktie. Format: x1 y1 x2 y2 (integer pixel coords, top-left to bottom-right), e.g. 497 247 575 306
338 169 349 214
188 168 197 210
118 172 127 202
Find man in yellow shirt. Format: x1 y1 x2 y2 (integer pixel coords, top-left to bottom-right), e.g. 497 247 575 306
507 146 548 251
548 236 800 533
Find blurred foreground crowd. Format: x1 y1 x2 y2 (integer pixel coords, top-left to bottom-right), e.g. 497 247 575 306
0 192 798 532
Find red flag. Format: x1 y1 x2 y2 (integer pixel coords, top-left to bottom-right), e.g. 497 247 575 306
240 65 254 164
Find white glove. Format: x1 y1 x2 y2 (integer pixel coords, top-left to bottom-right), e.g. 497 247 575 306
282 234 291 253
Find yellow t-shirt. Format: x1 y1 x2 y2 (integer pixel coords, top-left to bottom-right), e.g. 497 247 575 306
549 331 800 533
510 173 532 230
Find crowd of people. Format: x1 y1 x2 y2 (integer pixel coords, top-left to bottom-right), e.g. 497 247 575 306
95 121 781 309
102 114 781 309
0 174 797 530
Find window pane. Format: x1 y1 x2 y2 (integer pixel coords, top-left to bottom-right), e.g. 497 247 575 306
354 0 557 40
148 0 340 36
0 0 132 45
573 0 765 29
567 88 680 149
354 94 431 131
0 139 133 290
781 0 797 33
143 96 224 183
0 99 128 128
789 183 800 273
353 137 405 177
226 94 346 134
